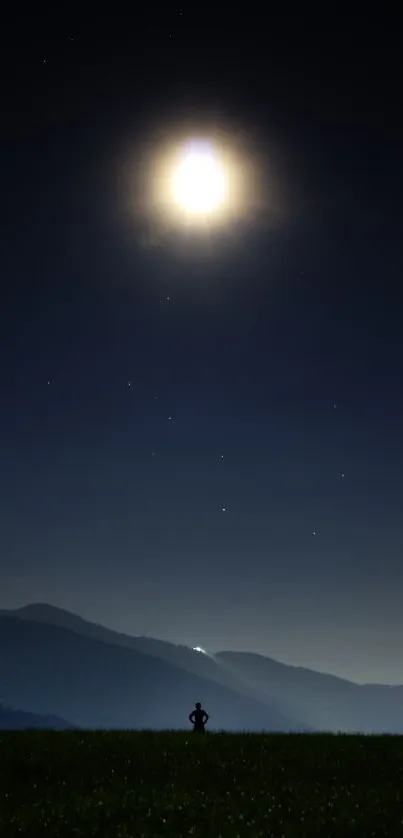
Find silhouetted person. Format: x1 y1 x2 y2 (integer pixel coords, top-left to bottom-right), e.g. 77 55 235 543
189 702 209 733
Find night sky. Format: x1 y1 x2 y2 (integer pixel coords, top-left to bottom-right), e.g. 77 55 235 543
2 10 403 684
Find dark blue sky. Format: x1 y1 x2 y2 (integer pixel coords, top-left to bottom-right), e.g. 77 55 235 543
2 9 403 683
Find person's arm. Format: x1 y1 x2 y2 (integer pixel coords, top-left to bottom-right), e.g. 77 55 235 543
189 712 195 723
204 712 209 723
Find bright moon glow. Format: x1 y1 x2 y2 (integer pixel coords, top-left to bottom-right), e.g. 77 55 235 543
192 646 206 654
170 142 227 217
133 128 264 235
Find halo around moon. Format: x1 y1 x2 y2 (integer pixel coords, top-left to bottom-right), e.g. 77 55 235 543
143 130 261 234
119 122 271 247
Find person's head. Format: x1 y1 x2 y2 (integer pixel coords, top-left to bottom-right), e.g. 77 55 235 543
195 702 201 710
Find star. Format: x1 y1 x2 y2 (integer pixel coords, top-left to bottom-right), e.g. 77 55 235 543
221 507 227 512
167 416 172 421
127 381 131 388
312 531 316 536
165 296 171 302
333 403 338 409
341 472 345 478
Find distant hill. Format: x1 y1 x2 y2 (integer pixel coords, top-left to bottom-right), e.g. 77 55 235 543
0 615 306 731
0 703 74 730
213 651 403 733
0 603 296 722
3 603 403 732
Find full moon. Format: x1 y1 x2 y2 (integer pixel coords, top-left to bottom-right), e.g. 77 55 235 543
170 141 227 216
128 126 265 237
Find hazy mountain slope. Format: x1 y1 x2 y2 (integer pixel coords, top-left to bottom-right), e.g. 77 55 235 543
0 616 305 731
6 603 403 732
1 604 291 719
0 703 74 729
215 651 403 733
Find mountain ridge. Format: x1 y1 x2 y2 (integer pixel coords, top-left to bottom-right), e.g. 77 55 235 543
0 603 306 721
1 602 362 685
0 702 75 730
3 603 403 732
0 613 307 731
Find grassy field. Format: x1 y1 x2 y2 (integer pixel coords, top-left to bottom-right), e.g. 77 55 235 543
1 731 403 836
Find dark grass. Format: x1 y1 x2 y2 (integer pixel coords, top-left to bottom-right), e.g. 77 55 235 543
1 731 403 836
